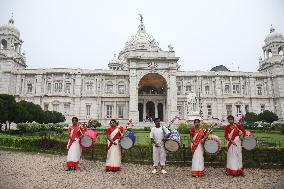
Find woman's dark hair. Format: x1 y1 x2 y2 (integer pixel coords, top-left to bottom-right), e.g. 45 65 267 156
72 117 78 122
227 115 234 120
194 119 200 124
110 119 117 124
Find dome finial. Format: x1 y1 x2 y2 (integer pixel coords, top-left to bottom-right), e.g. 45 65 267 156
9 12 14 24
270 24 275 33
139 14 143 23
138 14 145 32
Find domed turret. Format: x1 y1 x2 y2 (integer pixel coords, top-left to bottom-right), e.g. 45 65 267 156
264 26 284 45
0 15 26 68
259 26 284 72
108 54 123 70
0 16 21 38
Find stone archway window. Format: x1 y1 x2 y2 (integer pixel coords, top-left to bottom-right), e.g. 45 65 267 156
256 84 262 95
205 85 210 95
54 82 63 92
27 83 33 93
118 82 125 94
1 39 7 49
106 81 113 93
106 105 113 118
86 81 93 92
138 73 167 95
185 84 192 94
268 49 272 58
278 47 283 55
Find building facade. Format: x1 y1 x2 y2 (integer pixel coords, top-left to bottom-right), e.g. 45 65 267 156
1 17 284 126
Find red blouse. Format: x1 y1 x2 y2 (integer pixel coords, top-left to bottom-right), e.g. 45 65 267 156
68 124 84 139
106 126 124 136
224 123 246 141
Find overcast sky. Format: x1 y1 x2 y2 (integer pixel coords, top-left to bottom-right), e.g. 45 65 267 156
1 0 284 72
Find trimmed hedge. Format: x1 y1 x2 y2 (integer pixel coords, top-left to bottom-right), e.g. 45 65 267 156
0 133 283 167
17 122 67 134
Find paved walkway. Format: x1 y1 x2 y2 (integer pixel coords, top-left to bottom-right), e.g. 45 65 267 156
0 151 283 189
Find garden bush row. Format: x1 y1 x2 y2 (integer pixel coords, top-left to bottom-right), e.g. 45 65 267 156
16 122 67 134
0 133 283 167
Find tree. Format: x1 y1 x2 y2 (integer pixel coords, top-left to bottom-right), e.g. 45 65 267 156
15 101 45 123
43 111 65 123
0 95 65 130
244 112 258 128
258 110 278 124
15 101 65 124
0 94 17 131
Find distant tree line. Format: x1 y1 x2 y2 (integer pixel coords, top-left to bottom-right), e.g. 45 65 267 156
0 94 65 131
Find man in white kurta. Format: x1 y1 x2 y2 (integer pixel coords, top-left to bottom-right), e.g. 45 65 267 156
150 118 170 174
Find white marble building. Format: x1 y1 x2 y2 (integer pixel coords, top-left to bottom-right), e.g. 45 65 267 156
0 16 284 126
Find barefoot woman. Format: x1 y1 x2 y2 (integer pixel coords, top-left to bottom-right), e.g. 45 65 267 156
105 119 124 171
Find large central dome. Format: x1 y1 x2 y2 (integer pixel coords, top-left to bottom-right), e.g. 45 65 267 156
119 21 161 57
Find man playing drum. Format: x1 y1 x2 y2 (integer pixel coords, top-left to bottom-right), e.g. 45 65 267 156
190 119 209 177
224 115 246 176
105 119 124 171
65 117 85 171
150 118 170 174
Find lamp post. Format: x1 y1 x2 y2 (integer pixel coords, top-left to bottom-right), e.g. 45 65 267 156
198 87 203 119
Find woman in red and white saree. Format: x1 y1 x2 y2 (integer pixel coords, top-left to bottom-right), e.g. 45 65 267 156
65 117 85 171
224 115 246 176
190 119 209 177
106 119 124 171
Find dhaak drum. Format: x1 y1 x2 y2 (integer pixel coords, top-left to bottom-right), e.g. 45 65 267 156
204 134 221 154
164 130 181 152
80 129 98 148
242 131 257 150
120 131 136 150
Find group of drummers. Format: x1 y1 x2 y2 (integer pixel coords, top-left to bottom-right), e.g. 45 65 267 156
65 115 256 177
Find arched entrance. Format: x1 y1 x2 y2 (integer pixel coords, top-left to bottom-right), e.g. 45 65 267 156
138 73 167 122
146 101 155 121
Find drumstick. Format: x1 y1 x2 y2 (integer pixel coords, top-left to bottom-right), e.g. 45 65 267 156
121 119 133 136
167 115 180 130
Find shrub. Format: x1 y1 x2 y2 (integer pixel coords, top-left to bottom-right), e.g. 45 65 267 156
177 122 192 134
272 122 284 135
143 127 151 131
258 110 278 124
200 121 209 129
244 112 259 128
43 111 65 123
87 119 102 129
1 133 284 165
17 122 66 134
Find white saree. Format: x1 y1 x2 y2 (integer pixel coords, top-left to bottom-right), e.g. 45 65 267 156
106 127 122 171
191 131 205 177
226 128 243 176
